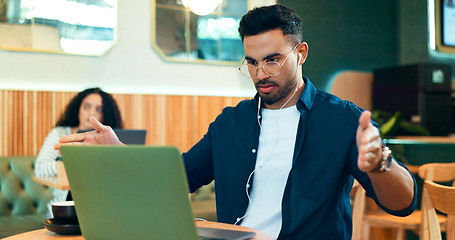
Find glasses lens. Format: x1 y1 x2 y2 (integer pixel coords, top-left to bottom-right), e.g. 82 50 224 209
264 62 281 76
239 64 255 78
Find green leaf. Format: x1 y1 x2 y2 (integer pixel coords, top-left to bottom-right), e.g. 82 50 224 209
380 112 402 137
400 120 430 136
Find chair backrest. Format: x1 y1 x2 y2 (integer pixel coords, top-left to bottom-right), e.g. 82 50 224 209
329 71 373 111
418 162 455 185
422 180 455 240
419 162 455 240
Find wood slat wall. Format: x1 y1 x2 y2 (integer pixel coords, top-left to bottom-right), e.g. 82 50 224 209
0 89 248 156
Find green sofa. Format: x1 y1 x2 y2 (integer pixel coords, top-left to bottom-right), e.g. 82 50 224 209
190 181 216 221
0 156 53 238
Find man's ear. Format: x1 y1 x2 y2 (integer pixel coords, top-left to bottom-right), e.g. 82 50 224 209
297 42 309 65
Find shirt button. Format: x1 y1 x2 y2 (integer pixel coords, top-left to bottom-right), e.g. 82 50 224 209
252 149 256 153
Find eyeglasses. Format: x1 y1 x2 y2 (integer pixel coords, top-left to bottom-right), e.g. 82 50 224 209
239 44 299 79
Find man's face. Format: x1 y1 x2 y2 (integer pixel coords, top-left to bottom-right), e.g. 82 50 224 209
243 29 300 109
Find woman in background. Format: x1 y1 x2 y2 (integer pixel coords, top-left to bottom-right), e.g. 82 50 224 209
34 87 123 217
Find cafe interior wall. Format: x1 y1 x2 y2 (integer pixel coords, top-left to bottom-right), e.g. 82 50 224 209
398 0 455 76
283 0 455 90
0 0 255 97
282 0 399 91
1 0 452 96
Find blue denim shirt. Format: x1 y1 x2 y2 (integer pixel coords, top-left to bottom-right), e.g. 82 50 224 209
182 77 417 239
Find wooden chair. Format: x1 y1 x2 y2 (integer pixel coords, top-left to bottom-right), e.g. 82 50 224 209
352 162 455 240
421 180 455 240
352 180 366 240
329 71 373 111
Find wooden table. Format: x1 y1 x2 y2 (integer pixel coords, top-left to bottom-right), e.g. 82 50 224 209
2 221 273 240
390 136 455 144
33 162 70 190
385 136 455 167
32 176 70 190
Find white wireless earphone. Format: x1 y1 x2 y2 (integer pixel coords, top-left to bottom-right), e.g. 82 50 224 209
298 53 302 65
257 97 262 129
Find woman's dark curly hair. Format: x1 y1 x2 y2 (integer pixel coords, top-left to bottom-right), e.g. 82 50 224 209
56 88 123 128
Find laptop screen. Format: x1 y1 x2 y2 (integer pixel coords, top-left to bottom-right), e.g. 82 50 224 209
61 145 256 240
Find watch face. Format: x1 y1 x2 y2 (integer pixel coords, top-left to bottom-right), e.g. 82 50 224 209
379 146 392 173
385 155 392 169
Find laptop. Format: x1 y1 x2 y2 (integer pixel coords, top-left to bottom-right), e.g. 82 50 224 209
60 145 256 240
77 129 146 145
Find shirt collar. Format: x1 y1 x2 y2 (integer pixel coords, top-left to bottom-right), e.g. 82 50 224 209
296 77 316 112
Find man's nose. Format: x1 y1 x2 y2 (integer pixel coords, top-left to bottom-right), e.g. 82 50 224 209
255 66 270 80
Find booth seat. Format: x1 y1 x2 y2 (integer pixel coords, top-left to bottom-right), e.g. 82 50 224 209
0 156 53 238
191 181 217 221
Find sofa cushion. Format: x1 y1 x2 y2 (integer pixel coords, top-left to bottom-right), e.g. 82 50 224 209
0 214 47 237
0 156 53 238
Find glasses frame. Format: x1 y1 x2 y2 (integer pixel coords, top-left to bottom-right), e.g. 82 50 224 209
239 44 299 79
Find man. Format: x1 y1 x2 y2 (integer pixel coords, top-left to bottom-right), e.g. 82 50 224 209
55 4 416 239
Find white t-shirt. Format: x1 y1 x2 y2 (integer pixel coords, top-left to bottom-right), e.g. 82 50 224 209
240 105 300 239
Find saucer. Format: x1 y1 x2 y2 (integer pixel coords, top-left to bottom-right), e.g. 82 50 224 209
42 218 81 235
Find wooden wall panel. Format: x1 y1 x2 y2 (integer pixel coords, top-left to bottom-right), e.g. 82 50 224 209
0 89 248 156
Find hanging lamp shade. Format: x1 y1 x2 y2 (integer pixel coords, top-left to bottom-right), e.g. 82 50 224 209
182 0 222 16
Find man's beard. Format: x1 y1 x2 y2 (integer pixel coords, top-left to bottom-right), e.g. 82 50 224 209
256 79 296 106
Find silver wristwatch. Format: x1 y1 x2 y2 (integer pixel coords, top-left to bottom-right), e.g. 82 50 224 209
376 146 392 173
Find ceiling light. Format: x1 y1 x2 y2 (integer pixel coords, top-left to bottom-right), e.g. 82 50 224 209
182 0 222 16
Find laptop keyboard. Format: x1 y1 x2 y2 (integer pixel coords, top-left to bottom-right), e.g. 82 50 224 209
197 227 256 240
199 237 226 240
